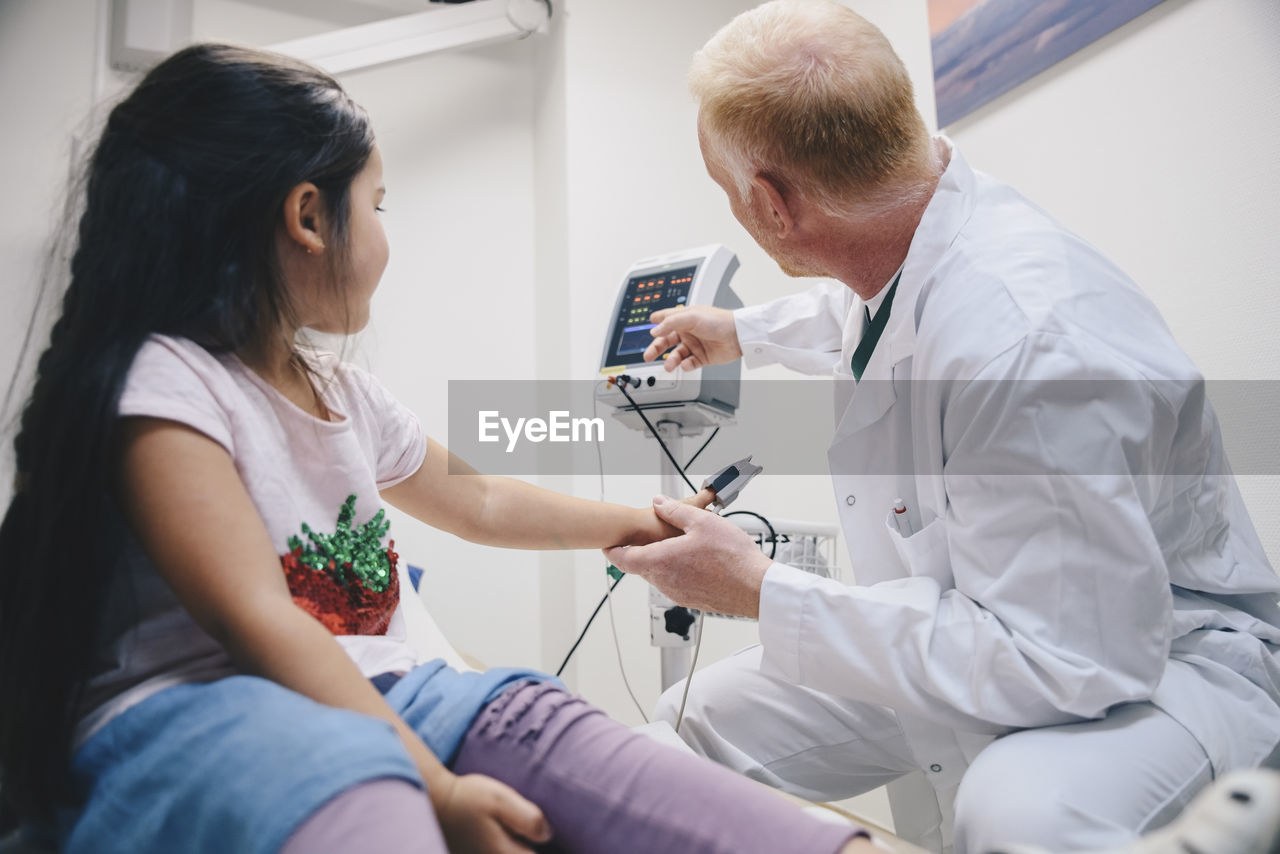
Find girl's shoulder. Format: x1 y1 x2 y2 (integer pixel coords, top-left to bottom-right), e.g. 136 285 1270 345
125 333 249 403
120 334 242 454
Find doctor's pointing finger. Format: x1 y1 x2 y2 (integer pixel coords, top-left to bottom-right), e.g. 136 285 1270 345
641 305 742 371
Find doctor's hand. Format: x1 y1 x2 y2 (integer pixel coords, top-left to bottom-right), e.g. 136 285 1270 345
604 495 771 618
643 305 742 371
627 487 717 546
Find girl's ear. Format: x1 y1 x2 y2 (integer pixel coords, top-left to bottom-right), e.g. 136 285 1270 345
281 182 326 255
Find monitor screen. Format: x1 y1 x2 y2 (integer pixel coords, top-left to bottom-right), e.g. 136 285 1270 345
603 264 697 368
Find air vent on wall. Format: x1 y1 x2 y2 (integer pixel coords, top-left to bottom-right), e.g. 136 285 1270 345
268 0 550 75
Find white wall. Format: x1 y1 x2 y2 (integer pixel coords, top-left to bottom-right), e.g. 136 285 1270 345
0 0 101 489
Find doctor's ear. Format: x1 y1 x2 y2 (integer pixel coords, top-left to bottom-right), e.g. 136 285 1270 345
281 181 327 255
751 173 795 237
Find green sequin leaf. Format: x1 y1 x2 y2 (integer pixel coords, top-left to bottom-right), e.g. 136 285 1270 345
286 495 394 592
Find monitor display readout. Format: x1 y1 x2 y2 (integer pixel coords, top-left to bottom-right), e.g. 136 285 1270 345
604 265 697 367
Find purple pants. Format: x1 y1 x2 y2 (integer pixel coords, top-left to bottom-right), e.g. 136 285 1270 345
282 681 864 853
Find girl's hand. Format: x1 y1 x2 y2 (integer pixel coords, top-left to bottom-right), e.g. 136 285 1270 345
433 773 552 853
628 487 716 545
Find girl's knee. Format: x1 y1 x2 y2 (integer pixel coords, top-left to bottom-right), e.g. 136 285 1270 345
460 680 598 761
280 778 443 854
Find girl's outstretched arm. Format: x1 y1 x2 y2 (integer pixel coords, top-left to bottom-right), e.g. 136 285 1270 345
116 417 551 853
381 438 713 550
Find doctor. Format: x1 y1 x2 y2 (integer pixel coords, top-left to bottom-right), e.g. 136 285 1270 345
603 2 1280 852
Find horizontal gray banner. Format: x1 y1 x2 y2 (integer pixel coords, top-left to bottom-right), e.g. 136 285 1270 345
445 379 1279 477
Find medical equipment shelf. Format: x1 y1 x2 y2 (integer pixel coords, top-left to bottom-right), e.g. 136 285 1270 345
709 516 843 621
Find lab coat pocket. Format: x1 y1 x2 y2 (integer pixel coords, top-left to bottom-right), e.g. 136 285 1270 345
884 513 953 588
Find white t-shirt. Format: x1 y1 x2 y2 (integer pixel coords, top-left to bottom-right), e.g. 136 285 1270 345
76 335 427 745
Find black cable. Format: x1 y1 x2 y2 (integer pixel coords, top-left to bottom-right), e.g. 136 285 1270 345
555 573 625 677
723 509 779 559
612 377 698 494
683 426 719 471
556 379 763 677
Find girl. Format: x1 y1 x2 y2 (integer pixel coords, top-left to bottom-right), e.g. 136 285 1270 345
0 43 872 854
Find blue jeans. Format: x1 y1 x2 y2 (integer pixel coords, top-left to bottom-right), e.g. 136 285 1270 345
59 660 547 854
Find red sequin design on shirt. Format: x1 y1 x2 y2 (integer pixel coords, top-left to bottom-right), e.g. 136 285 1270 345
281 544 399 635
278 496 401 635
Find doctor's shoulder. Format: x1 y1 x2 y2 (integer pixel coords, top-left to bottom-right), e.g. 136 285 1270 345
910 255 1032 384
913 222 1181 383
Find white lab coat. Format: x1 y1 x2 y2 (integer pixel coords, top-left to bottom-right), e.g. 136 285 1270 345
734 138 1280 844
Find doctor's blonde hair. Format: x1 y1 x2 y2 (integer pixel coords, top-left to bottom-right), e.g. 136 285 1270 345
689 0 938 217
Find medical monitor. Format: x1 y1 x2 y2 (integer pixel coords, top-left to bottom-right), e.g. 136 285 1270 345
603 265 697 368
597 244 742 420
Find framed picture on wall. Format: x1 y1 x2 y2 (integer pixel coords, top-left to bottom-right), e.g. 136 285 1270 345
930 0 1167 127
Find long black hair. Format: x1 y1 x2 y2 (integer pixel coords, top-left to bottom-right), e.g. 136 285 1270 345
0 42 375 821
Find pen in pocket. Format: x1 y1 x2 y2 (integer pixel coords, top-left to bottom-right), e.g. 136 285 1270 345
892 499 913 537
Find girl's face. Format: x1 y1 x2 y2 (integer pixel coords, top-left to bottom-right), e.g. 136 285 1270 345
340 146 390 332
300 145 390 335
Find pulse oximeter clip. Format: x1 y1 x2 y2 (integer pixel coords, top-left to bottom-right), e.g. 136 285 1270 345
702 455 763 511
